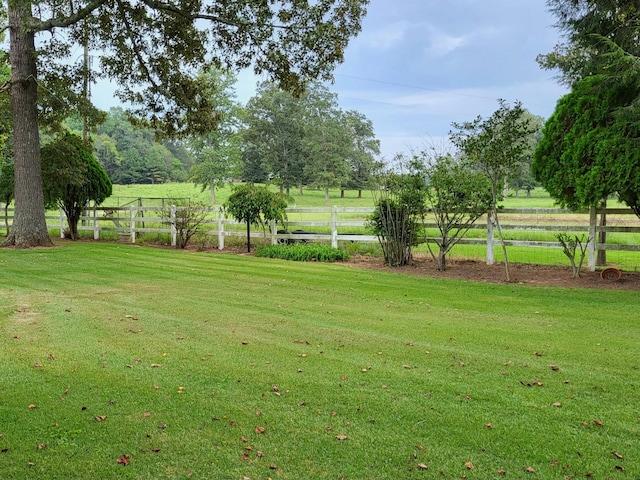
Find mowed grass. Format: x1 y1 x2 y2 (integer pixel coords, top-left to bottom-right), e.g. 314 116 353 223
0 243 638 479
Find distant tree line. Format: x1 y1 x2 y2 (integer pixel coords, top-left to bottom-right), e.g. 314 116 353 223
57 73 382 206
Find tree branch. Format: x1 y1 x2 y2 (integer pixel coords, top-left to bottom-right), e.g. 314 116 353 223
34 0 110 32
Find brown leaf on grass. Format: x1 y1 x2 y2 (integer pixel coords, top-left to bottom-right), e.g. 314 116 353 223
95 415 107 422
549 364 559 371
33 362 43 368
242 453 250 460
28 404 36 409
552 402 562 407
615 465 625 472
485 423 494 429
464 461 474 469
269 464 278 470
244 446 253 451
256 450 264 458
254 426 265 434
143 412 151 418
37 443 46 450
151 448 160 453
533 351 542 356
417 463 428 470
116 454 130 466
149 363 162 368
497 469 507 475
336 435 347 441
525 466 535 473
611 451 624 459
241 436 248 443
593 419 604 426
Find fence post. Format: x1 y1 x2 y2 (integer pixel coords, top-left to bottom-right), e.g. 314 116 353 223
129 205 136 243
270 219 277 245
93 204 99 240
218 209 225 250
170 205 177 247
588 206 597 271
486 211 495 265
59 207 65 238
331 205 338 248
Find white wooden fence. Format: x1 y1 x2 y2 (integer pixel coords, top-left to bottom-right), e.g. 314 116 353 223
2 204 639 271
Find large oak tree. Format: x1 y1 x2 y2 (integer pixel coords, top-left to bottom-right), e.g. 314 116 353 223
3 0 368 247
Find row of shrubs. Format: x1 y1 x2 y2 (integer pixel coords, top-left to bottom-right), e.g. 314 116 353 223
254 243 349 262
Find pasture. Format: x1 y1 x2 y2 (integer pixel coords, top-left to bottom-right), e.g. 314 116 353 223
0 242 638 479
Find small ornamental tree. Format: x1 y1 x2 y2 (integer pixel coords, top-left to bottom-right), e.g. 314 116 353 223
223 184 291 252
421 154 493 271
450 100 537 281
173 201 212 249
41 133 112 240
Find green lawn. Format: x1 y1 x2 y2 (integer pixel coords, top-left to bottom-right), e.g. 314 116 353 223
1 243 638 479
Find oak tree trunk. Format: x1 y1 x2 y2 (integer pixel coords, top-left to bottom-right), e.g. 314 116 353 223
3 1 52 248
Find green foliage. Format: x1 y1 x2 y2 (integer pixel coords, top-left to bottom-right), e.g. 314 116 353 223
421 154 493 271
369 161 426 266
255 243 349 262
41 132 112 240
224 183 291 251
557 232 590 278
241 81 379 200
533 75 640 213
450 100 538 281
188 67 244 203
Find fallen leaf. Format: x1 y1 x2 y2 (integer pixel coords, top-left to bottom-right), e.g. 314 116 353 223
497 469 507 475
95 415 107 422
593 419 604 426
549 364 559 371
417 463 428 470
143 412 151 417
116 454 130 466
244 446 253 451
336 434 347 441
33 363 43 368
403 364 412 369
611 451 624 459
269 464 278 470
552 402 562 407
525 466 535 473
242 453 250 460
485 423 493 429
464 461 475 470
151 448 160 453
254 426 265 434
150 363 162 368
615 465 625 472
37 443 46 450
256 450 264 458
28 404 36 409
533 351 542 357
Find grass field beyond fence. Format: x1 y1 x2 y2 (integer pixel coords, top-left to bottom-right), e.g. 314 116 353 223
0 243 638 479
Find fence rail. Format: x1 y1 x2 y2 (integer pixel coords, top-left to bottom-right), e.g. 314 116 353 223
1 204 639 271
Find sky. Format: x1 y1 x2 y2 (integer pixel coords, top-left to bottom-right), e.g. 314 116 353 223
92 1 568 162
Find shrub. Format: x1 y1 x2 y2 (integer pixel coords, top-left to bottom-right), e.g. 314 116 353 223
254 243 349 262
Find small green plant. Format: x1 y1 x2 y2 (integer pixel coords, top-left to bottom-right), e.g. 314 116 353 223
254 243 349 262
557 232 591 277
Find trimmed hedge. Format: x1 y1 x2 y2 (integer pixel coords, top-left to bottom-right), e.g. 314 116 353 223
254 243 349 262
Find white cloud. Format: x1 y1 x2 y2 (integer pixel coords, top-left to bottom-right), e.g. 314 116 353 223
425 30 469 57
357 21 409 50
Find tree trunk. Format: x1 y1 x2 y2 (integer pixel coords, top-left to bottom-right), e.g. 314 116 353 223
597 200 607 266
358 190 362 198
324 187 329 206
245 221 251 252
3 1 52 248
210 185 216 204
340 189 345 198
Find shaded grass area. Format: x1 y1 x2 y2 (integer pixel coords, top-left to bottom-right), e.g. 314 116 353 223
0 243 638 479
